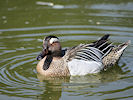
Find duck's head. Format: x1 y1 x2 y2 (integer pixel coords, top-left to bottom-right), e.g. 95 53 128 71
43 35 61 53
37 35 62 60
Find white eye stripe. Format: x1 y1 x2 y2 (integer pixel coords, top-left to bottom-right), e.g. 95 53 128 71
49 38 59 44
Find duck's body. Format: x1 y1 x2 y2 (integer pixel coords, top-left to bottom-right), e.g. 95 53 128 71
37 57 70 76
36 35 130 76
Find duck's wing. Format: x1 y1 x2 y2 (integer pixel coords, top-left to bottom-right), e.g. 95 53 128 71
63 34 114 62
63 44 102 62
103 40 131 69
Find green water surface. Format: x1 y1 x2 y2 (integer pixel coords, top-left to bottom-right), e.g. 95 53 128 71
0 0 133 100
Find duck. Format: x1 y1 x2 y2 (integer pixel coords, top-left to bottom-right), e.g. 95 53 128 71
36 34 130 77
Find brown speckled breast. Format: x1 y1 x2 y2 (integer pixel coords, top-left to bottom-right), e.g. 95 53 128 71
36 57 70 77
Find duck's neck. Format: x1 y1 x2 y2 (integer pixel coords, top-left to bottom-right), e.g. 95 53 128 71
50 50 63 57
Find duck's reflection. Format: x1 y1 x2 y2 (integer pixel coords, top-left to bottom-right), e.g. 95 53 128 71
37 64 124 100
37 74 70 100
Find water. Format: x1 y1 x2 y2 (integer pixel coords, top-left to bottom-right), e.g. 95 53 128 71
0 0 133 100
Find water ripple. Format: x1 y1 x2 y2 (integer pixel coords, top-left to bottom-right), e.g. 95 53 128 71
90 2 133 11
0 25 133 32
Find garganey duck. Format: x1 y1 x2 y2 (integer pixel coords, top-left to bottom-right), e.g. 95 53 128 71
36 35 130 76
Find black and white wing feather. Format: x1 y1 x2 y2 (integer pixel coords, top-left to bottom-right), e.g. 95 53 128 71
64 44 103 62
63 34 114 62
75 46 103 62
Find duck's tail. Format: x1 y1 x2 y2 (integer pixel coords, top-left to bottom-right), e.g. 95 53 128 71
102 40 131 70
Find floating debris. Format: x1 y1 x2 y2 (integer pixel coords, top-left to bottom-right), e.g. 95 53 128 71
36 1 65 9
3 20 7 24
25 21 29 24
2 16 6 19
88 19 92 23
96 22 100 25
36 1 54 6
52 5 64 9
